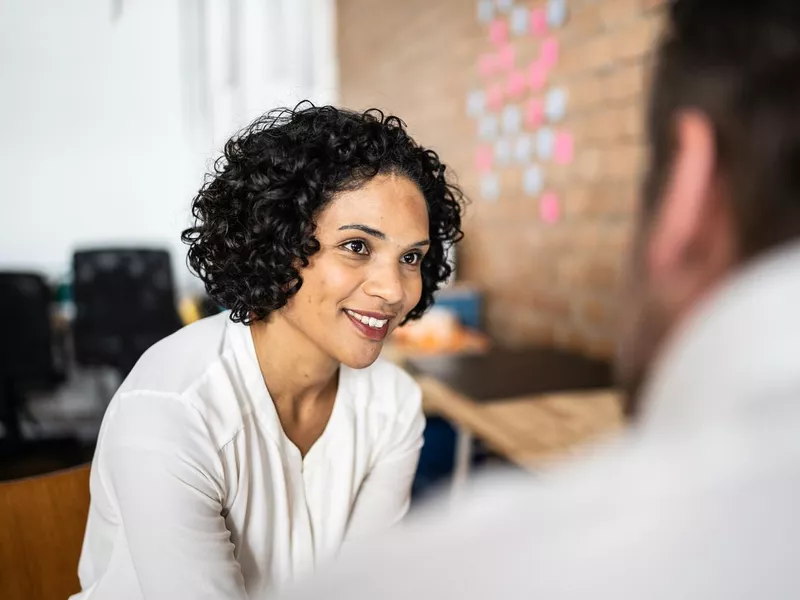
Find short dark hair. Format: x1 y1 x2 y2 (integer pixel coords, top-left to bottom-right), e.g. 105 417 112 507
182 102 466 325
645 0 800 258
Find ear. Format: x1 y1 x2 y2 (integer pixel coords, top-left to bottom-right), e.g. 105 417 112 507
647 110 717 278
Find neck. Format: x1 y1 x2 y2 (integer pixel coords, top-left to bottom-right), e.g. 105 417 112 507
640 239 800 432
250 314 340 413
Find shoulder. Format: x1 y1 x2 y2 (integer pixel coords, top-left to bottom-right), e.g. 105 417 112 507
93 389 229 506
118 311 232 396
100 389 212 454
107 311 250 452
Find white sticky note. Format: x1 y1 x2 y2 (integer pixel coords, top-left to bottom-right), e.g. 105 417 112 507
545 87 569 122
536 127 555 160
480 172 501 202
501 104 522 134
467 89 485 118
523 165 544 196
495 0 514 13
478 114 499 140
547 0 568 28
510 5 530 35
514 134 534 163
477 0 494 23
494 138 512 166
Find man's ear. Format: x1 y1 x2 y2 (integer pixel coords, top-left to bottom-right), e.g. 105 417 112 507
647 110 718 280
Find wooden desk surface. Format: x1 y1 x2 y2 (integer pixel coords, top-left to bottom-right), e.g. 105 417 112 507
419 376 623 472
407 347 612 403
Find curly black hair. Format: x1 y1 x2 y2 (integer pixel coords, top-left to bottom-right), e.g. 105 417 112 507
182 102 466 325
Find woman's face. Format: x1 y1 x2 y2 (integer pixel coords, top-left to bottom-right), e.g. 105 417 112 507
280 173 430 369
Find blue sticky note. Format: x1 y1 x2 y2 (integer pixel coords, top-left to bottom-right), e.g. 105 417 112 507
523 165 544 196
514 134 534 163
495 0 514 13
480 172 500 202
536 128 555 160
510 5 530 35
467 89 485 118
495 138 512 166
547 0 568 28
501 104 522 134
477 0 494 23
478 114 499 140
545 87 569 122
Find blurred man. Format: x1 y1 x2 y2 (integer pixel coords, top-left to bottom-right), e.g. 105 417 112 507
280 0 800 597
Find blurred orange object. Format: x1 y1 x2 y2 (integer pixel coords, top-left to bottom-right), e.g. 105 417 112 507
386 308 490 361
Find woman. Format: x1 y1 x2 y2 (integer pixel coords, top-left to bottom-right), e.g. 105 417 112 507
72 103 465 599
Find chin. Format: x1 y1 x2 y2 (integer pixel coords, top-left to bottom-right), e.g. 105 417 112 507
338 344 384 370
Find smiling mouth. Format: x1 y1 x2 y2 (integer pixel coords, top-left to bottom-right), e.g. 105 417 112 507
344 309 392 341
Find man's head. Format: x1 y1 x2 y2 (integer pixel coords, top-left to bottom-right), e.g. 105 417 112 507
618 0 800 416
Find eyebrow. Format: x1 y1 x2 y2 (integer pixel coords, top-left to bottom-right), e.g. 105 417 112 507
338 224 430 248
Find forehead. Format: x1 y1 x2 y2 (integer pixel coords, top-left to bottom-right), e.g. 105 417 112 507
317 174 429 236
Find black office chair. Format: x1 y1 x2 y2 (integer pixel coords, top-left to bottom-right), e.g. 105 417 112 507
0 272 86 480
0 272 63 442
72 248 183 379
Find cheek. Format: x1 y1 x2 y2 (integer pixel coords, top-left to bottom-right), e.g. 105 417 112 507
405 272 424 308
308 261 363 305
289 261 331 313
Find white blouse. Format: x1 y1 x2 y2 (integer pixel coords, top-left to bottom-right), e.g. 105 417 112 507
72 312 425 600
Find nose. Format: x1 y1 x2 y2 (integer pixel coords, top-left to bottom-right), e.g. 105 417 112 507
362 259 405 307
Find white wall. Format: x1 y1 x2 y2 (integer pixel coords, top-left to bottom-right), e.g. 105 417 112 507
203 0 339 150
0 0 338 292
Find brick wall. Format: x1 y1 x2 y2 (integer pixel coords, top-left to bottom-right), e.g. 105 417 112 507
337 0 666 358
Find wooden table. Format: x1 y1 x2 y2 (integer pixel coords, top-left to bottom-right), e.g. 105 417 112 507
419 376 622 480
399 347 622 493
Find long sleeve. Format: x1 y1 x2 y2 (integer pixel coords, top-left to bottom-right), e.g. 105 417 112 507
95 392 249 600
345 382 426 540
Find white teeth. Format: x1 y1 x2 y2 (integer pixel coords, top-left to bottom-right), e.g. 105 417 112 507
347 310 388 329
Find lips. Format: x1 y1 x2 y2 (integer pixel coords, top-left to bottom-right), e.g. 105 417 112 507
344 309 392 342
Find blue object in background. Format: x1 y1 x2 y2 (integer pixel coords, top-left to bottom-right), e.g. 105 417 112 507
412 417 457 501
412 420 504 503
432 286 482 329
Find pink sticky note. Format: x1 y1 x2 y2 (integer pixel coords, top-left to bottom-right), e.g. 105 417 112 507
541 37 560 69
475 145 494 173
506 70 527 98
524 98 544 127
528 60 548 91
486 83 505 110
496 44 515 72
489 18 509 46
478 53 495 78
530 8 548 36
554 132 574 165
540 191 561 224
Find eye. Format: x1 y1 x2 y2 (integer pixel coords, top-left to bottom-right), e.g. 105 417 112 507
401 251 424 266
342 240 369 255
